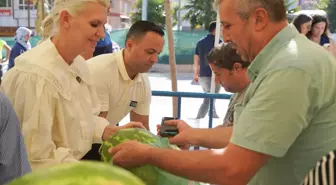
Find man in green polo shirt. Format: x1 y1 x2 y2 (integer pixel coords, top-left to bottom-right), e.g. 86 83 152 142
107 0 336 184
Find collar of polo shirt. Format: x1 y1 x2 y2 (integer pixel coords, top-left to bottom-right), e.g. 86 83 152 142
248 24 299 82
116 49 142 83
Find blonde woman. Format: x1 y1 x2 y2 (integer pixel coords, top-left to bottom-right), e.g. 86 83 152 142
1 0 144 170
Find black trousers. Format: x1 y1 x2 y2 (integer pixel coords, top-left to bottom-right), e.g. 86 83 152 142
81 123 119 161
0 64 2 85
81 144 102 161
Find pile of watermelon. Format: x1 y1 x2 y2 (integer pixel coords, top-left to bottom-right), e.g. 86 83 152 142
8 161 145 185
9 129 201 185
99 128 200 185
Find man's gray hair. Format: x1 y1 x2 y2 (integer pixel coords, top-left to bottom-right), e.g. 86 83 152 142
214 0 222 5
214 0 287 22
213 0 222 10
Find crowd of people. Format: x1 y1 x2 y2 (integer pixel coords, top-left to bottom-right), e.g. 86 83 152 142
1 0 336 185
292 13 336 57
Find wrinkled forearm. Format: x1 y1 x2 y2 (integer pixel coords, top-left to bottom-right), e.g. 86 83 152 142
192 127 232 149
147 148 245 185
193 55 200 75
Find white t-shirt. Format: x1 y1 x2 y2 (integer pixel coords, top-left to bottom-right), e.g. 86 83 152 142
87 50 151 125
0 38 109 170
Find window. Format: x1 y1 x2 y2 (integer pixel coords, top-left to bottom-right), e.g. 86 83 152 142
18 0 36 10
0 0 11 7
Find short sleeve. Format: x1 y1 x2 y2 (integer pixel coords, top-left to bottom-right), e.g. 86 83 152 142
0 40 5 50
133 78 151 116
231 68 312 157
195 41 201 55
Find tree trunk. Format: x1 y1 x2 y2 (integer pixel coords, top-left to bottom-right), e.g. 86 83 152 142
34 0 49 35
164 0 178 118
27 1 31 29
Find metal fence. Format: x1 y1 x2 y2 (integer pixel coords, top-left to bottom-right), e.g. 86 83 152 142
152 90 232 128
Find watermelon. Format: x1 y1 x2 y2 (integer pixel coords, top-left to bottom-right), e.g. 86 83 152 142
99 128 201 185
7 161 145 185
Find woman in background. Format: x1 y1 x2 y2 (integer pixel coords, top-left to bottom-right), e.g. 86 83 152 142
292 14 312 35
8 27 32 70
307 15 336 57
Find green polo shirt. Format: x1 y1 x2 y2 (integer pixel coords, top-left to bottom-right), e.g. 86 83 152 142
231 24 336 185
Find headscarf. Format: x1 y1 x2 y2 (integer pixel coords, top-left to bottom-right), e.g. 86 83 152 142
14 27 32 50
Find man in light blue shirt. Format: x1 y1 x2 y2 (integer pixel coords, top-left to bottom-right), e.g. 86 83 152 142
0 93 31 184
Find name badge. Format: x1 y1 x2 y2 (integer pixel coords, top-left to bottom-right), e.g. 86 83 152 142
129 101 138 108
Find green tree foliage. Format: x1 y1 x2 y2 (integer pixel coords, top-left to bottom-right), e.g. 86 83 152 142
318 0 336 31
131 0 178 27
286 0 300 13
182 0 298 30
182 0 217 30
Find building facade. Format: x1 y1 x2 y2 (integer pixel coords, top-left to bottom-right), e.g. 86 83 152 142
107 0 136 31
0 0 46 36
0 0 135 36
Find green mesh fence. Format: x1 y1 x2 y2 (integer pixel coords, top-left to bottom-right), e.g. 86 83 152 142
1 29 209 65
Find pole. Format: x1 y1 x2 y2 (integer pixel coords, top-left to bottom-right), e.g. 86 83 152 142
41 0 45 20
210 10 221 93
177 0 181 30
164 0 178 117
142 0 147 20
27 0 31 29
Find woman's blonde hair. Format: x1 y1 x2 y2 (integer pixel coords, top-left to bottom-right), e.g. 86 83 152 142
40 0 109 42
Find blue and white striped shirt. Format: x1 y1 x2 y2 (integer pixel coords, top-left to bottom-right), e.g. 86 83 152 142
0 93 31 184
302 150 336 185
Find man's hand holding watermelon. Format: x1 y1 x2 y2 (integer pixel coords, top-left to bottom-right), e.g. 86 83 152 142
109 140 152 168
102 122 146 141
